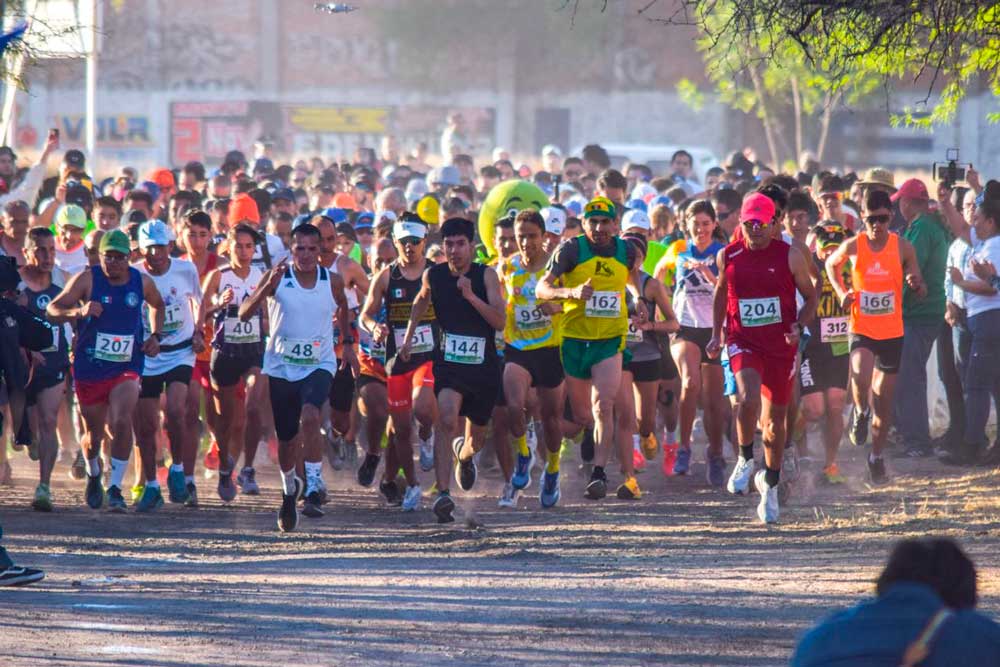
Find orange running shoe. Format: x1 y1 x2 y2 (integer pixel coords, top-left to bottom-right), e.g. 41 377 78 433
203 441 220 470
632 445 647 472
662 443 678 477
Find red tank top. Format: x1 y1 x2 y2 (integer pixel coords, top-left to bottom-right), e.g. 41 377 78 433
724 238 797 359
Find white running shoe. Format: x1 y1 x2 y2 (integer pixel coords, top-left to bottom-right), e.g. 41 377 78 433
755 470 779 523
402 484 422 512
498 482 518 508
419 431 435 472
727 456 755 495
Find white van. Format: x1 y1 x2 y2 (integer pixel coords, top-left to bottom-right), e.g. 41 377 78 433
572 143 721 183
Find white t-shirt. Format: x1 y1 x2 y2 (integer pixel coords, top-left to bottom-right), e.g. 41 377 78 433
134 258 202 376
55 242 88 277
964 235 1000 318
251 232 290 271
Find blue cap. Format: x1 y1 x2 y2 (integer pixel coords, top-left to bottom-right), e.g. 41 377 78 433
272 187 295 202
138 180 161 202
650 195 672 209
355 211 374 229
292 213 313 230
320 207 349 224
138 220 171 249
626 198 648 213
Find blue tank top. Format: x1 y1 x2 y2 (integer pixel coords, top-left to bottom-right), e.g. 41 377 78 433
74 266 145 381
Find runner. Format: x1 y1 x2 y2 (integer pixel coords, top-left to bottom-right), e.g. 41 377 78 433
536 197 638 500
132 220 204 509
17 228 70 511
362 215 438 511
239 223 355 532
707 193 817 524
399 217 505 523
200 223 266 499
47 229 165 512
500 210 564 507
825 189 926 483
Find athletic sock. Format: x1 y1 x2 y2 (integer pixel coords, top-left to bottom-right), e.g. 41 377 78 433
170 463 183 474
546 450 560 474
740 444 754 461
184 475 194 485
765 466 780 488
86 457 101 477
146 480 160 489
664 429 677 446
868 452 882 464
109 458 128 489
515 434 529 457
304 461 322 493
280 468 297 495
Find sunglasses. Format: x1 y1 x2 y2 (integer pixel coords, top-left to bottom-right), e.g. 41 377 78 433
741 219 771 230
398 237 423 246
865 214 891 226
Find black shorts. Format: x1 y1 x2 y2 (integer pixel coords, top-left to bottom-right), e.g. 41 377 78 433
849 334 903 374
503 346 564 389
673 325 721 366
433 361 500 427
140 365 194 399
268 369 333 442
799 350 849 396
210 351 261 388
356 373 385 393
329 362 356 413
628 358 662 383
26 367 67 406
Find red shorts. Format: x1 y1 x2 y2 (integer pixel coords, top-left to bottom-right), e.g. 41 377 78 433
192 359 212 392
75 372 140 407
386 361 434 412
727 343 795 406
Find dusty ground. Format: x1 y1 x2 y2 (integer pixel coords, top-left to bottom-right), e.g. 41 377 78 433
1 437 999 667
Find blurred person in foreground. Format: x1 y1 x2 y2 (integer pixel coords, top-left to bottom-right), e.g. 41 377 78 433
792 537 1000 666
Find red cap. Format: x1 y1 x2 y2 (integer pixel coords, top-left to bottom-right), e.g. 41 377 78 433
230 193 260 224
148 167 176 190
890 178 928 202
740 192 776 224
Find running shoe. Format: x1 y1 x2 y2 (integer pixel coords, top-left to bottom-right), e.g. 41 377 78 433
453 437 477 491
32 483 53 512
540 471 560 508
379 479 402 506
498 482 518 508
278 485 299 533
585 469 608 500
848 405 870 448
818 463 846 485
357 452 381 487
302 491 324 518
184 482 199 508
662 443 677 477
0 460 12 486
131 483 145 502
267 437 279 464
640 433 658 460
616 475 641 500
218 471 237 503
580 427 595 463
673 446 692 475
135 485 164 512
236 467 260 495
167 468 188 504
433 492 455 523
327 433 345 471
631 443 647 472
401 484 421 512
511 449 535 491
107 485 127 513
203 441 220 470
727 456 755 496
314 474 329 505
867 456 888 484
418 432 435 471
706 454 727 487
70 449 87 480
754 470 779 524
0 565 45 587
85 468 104 509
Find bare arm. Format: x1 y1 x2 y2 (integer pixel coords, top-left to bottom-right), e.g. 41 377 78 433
360 267 390 341
239 258 286 321
789 246 818 336
477 266 507 331
141 274 165 337
937 183 971 243
709 248 728 343
825 238 857 307
347 257 371 297
46 269 94 320
329 272 352 345
645 278 680 334
198 269 224 323
536 270 580 302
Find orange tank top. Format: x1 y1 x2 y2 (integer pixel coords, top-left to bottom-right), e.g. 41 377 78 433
850 233 904 340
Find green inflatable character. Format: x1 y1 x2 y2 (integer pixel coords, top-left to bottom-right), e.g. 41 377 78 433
477 181 549 262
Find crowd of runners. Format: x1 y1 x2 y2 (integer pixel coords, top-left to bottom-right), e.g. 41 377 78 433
1 129 999 578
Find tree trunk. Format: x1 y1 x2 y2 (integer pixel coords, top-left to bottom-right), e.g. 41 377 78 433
816 89 841 164
749 65 782 169
791 75 803 164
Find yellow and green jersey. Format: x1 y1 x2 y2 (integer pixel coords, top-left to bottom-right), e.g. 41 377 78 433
501 254 560 351
548 235 632 341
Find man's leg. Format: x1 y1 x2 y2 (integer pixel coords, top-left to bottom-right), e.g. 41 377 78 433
34 384 64 488
727 364 761 496
589 352 623 469
936 320 964 448
894 322 937 453
821 389 847 471
433 388 463 494
182 379 201 482
871 369 898 459
105 380 140 506
244 373 266 468
133 398 162 490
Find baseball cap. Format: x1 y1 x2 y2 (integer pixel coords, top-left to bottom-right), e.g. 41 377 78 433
375 209 398 224
149 168 176 190
622 209 651 232
565 195 587 217
230 193 260 224
271 187 295 203
649 195 672 210
541 144 562 157
890 178 929 202
631 182 657 203
55 204 88 229
332 191 357 210
857 167 896 192
430 165 460 187
63 149 85 169
813 221 847 248
320 207 349 225
292 213 313 230
354 211 375 230
626 198 648 213
584 196 616 220
137 180 161 202
393 221 427 241
138 220 171 249
416 195 440 225
99 229 131 255
540 206 567 235
740 192 776 223
404 178 429 204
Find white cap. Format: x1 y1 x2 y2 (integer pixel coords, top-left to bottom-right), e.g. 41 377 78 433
631 182 657 202
376 209 398 224
393 221 427 240
622 209 651 232
541 144 562 157
138 220 171 248
540 206 566 235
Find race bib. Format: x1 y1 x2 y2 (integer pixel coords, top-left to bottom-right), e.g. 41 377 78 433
739 297 781 327
395 324 434 355
360 327 386 363
443 333 485 365
585 291 621 318
162 302 185 334
94 332 134 363
515 304 551 331
277 337 321 366
224 316 260 344
626 320 644 344
819 316 849 344
860 290 895 316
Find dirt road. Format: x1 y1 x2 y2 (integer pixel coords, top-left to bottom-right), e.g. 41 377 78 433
1 444 998 666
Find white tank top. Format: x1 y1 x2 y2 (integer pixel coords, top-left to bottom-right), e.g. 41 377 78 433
135 258 201 376
330 254 360 310
263 265 337 381
218 264 263 304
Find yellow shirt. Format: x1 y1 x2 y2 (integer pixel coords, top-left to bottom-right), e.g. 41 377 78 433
555 236 631 341
501 254 560 350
